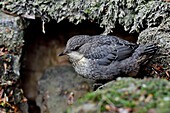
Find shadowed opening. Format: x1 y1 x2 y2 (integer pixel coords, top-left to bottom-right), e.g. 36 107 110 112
20 18 138 113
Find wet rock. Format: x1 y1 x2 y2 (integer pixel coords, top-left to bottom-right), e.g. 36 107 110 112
36 65 94 113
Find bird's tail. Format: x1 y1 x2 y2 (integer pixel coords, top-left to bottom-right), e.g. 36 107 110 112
141 44 158 55
133 44 158 65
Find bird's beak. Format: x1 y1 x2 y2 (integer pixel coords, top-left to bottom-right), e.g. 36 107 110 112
58 52 66 56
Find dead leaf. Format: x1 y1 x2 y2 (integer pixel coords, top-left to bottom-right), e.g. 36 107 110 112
118 108 131 113
0 89 4 99
165 69 170 77
164 0 170 2
67 92 74 105
21 97 28 103
105 104 117 111
145 94 153 103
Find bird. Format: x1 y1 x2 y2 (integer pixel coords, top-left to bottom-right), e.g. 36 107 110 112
59 35 158 80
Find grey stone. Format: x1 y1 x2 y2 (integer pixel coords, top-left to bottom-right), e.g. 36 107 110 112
36 65 94 113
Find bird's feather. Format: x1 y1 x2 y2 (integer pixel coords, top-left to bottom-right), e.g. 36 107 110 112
79 36 137 66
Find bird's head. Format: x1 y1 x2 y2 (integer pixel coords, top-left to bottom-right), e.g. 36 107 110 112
58 35 90 61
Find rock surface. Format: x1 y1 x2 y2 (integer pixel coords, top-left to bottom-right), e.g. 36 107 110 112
0 12 28 112
1 0 169 34
36 65 94 113
138 17 170 67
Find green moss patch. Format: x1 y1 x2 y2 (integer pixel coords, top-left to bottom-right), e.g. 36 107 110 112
68 78 170 113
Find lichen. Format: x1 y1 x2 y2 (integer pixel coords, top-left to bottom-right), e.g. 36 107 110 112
138 17 170 79
0 12 27 112
1 0 169 34
0 12 27 53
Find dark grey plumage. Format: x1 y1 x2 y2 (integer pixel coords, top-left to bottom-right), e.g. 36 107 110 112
60 35 158 80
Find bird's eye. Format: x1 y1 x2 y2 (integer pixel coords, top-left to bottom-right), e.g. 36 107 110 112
74 46 80 51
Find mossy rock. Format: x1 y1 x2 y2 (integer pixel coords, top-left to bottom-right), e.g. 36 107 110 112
67 78 170 113
1 0 169 34
138 17 170 79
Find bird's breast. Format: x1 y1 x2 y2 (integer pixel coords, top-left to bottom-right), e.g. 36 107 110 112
72 57 93 76
73 57 89 68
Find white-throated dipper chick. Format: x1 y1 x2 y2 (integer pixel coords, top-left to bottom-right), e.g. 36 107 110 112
59 35 158 80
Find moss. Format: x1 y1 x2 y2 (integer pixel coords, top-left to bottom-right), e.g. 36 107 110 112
68 78 170 113
1 0 169 34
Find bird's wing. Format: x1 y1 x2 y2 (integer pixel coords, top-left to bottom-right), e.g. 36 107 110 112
79 39 137 65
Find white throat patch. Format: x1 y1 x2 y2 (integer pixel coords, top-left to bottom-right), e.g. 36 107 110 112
67 51 84 61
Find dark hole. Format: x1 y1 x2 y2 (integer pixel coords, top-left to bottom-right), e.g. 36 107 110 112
20 18 138 112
